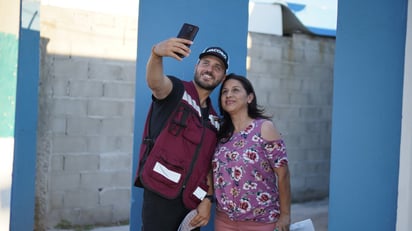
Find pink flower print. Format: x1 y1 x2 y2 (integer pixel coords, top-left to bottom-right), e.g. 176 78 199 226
238 198 252 213
212 160 218 171
269 209 280 221
231 166 243 181
243 181 258 190
217 146 227 153
264 142 276 152
230 187 240 197
225 200 236 213
220 194 230 205
257 192 272 205
234 140 245 148
252 134 260 142
260 160 271 172
266 141 286 153
253 170 263 181
253 207 265 216
216 175 226 188
275 157 288 168
225 151 239 161
244 124 254 133
239 124 254 138
243 149 259 163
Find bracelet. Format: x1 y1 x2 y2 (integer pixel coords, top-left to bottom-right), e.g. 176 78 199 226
204 195 215 203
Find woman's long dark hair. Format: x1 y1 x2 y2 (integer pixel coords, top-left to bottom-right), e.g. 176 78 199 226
217 73 271 142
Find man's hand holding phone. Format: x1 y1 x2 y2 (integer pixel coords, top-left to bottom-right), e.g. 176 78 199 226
151 38 192 60
151 23 199 60
175 23 199 58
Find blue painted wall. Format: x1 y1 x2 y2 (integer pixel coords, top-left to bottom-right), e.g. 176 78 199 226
131 0 248 230
9 28 40 231
329 0 407 230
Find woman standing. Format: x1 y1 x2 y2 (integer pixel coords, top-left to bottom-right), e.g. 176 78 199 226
212 74 291 231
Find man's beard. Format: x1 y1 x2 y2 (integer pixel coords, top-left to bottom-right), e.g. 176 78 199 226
194 72 220 91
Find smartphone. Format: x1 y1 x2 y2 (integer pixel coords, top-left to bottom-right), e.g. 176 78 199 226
176 23 199 57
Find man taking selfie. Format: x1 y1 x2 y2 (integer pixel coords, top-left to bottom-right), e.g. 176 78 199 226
134 34 229 231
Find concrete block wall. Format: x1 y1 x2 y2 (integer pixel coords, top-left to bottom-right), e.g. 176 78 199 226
247 32 335 202
37 5 137 229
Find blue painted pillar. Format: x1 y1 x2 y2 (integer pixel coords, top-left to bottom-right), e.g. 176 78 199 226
130 0 248 230
329 0 407 230
9 28 40 231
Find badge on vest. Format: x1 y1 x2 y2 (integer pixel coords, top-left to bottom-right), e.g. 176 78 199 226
153 162 181 183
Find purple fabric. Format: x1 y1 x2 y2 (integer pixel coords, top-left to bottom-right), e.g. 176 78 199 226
212 119 288 223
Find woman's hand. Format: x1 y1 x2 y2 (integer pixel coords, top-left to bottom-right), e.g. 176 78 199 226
275 213 291 231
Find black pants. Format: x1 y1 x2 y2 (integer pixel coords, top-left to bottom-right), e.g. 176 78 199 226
141 189 201 231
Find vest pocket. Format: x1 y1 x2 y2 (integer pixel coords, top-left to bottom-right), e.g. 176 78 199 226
141 151 186 199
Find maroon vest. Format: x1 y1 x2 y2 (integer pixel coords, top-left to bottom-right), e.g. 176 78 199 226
135 81 219 209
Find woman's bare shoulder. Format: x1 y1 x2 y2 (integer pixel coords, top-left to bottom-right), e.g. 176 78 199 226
260 119 282 141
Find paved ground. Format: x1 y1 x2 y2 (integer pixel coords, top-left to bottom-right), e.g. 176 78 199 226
291 197 328 231
49 197 328 231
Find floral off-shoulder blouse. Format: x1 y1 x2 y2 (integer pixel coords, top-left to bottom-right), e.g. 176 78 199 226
212 118 288 223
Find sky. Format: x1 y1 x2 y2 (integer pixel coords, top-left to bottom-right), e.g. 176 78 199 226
252 0 338 36
286 0 338 31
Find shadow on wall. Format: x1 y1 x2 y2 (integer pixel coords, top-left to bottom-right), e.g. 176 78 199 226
35 39 137 229
21 4 137 230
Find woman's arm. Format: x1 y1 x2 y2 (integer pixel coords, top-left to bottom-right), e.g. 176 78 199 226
275 165 291 231
261 120 291 230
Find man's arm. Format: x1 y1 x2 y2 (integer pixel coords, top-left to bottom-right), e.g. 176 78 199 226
190 170 214 228
146 38 193 99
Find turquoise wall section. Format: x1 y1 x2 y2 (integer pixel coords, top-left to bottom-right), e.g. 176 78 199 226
329 0 407 230
0 32 18 137
131 0 248 230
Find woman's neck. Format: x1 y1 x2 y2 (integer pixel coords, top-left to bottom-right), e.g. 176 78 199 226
231 114 253 133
